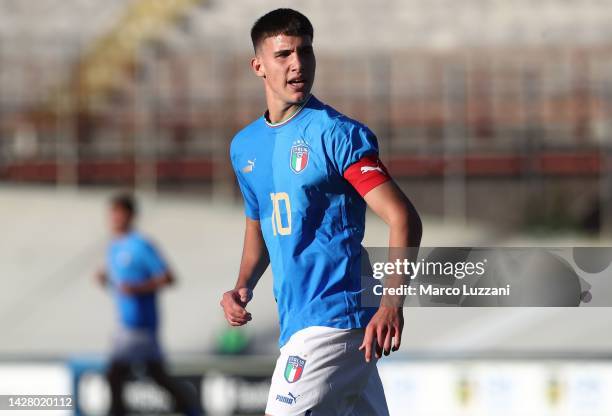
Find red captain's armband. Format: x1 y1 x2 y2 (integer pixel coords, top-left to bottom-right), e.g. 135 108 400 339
343 155 391 197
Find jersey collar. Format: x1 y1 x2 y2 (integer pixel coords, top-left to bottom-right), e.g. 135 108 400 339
264 94 312 128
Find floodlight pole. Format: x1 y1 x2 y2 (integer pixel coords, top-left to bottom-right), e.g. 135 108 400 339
134 44 158 197
602 133 612 239
443 60 467 226
56 38 79 191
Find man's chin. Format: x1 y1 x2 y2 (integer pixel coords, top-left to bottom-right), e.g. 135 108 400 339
290 91 310 104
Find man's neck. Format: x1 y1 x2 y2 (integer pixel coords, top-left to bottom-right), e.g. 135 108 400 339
266 102 301 124
113 228 132 238
265 95 310 124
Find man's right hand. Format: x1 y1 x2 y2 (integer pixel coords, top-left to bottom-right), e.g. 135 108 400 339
220 288 253 326
95 268 107 287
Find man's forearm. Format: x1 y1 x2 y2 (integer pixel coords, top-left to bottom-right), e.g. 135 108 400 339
362 181 423 308
121 276 169 295
234 218 270 292
389 197 422 248
221 218 268 326
382 201 422 307
234 250 269 291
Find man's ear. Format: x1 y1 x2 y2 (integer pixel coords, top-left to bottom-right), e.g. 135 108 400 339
251 56 266 78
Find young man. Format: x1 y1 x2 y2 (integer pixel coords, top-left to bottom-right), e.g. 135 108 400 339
220 9 422 416
96 194 198 416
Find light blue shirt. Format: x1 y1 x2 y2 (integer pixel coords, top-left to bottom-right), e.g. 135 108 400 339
230 95 378 346
106 231 167 330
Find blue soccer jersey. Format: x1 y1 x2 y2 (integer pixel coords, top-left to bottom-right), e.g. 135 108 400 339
230 95 383 346
106 231 168 330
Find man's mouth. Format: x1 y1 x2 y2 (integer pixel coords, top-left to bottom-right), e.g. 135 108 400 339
288 78 307 89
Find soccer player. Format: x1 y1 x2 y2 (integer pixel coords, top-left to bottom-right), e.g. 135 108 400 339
96 193 198 416
220 8 422 416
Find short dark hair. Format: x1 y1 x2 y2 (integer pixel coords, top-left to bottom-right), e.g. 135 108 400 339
110 192 137 217
251 8 313 52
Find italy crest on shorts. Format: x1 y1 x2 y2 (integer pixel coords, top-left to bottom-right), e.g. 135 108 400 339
289 143 309 173
284 356 306 383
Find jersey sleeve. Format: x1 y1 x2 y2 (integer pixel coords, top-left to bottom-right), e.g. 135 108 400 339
234 170 260 220
141 240 168 278
327 120 380 176
230 143 260 220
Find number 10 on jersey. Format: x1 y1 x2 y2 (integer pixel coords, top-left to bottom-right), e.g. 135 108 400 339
270 192 292 236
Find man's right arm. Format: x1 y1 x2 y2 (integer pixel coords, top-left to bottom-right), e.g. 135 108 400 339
95 266 107 288
220 217 270 326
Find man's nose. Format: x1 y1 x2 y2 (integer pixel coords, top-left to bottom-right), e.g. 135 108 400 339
290 52 303 72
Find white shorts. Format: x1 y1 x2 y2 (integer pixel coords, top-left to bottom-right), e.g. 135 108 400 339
110 326 163 363
265 326 389 416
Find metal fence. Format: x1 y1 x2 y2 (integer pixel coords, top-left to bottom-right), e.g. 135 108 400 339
0 19 611 232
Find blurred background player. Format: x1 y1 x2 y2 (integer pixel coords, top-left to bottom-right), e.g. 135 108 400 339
95 193 199 416
221 9 422 415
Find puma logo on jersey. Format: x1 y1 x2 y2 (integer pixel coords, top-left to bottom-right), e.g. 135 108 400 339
360 165 385 175
276 392 301 405
242 159 255 173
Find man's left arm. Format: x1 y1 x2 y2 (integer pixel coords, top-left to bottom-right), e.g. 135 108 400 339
344 160 422 361
120 241 175 295
120 271 175 295
325 122 423 361
364 179 422 247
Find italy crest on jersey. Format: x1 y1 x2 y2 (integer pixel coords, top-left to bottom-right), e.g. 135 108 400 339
290 144 309 173
284 356 306 383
